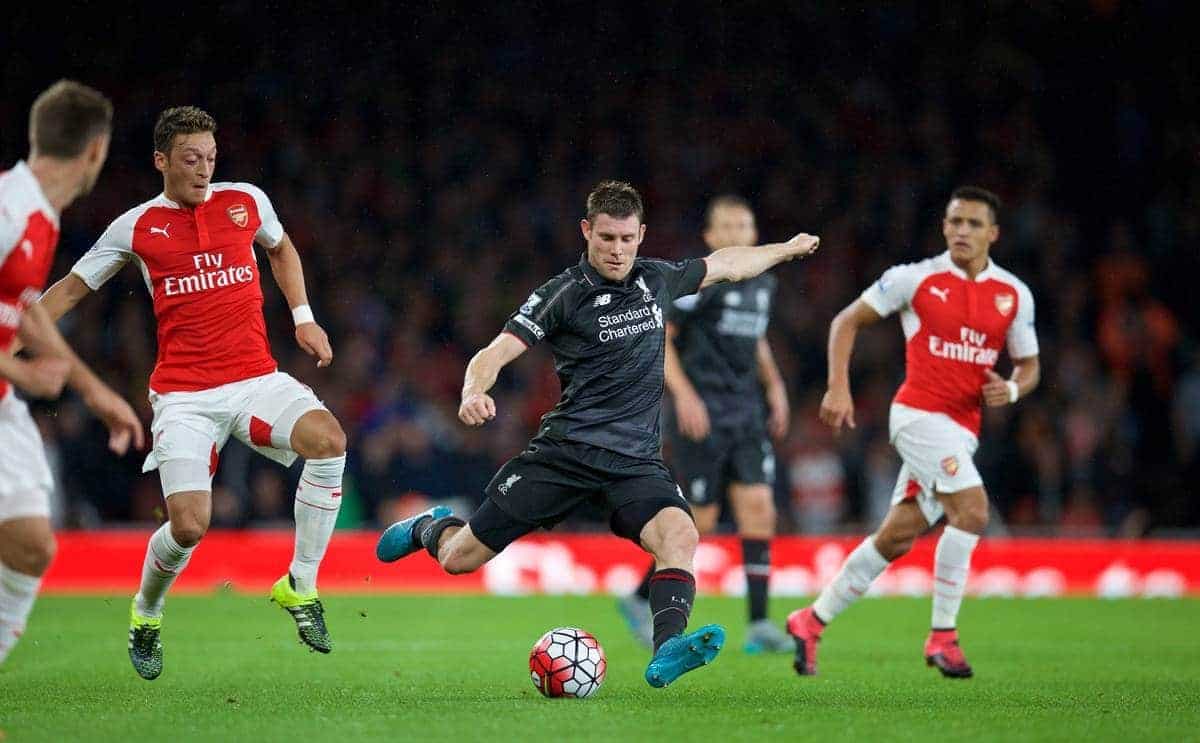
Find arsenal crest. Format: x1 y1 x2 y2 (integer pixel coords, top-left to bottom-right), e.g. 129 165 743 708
227 203 249 228
994 293 1014 316
941 456 959 477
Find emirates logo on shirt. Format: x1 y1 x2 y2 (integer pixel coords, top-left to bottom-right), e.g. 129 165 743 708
227 203 249 228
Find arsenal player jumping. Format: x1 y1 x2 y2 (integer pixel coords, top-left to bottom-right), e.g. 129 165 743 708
788 187 1040 679
38 106 348 679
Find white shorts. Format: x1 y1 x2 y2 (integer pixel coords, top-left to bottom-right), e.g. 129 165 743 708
0 393 54 521
888 403 983 525
143 371 325 496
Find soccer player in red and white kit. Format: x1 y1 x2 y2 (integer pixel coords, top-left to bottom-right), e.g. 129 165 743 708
0 81 145 667
788 187 1040 679
38 106 347 679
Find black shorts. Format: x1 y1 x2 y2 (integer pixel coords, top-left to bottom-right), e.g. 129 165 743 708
667 424 775 507
469 437 691 552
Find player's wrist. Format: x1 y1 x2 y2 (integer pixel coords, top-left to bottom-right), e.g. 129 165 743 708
1005 380 1019 404
291 304 315 326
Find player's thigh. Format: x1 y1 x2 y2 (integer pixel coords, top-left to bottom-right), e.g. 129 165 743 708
232 372 331 464
606 467 695 552
476 448 589 553
889 417 982 528
667 430 726 511
0 396 55 530
147 394 225 498
464 498 537 559
0 516 56 575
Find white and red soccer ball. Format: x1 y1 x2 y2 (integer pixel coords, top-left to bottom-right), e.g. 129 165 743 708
529 627 606 699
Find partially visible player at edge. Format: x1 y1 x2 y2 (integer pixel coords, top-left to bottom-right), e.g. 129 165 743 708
0 81 145 666
37 106 348 680
376 181 819 688
788 186 1039 679
620 195 793 653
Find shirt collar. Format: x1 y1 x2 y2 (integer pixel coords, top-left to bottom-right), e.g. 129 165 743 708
578 253 636 287
14 161 60 226
940 250 994 282
159 185 214 210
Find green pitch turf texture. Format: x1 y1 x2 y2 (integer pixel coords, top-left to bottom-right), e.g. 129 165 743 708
2 595 1197 742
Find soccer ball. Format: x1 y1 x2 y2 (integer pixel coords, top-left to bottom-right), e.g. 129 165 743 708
529 627 606 699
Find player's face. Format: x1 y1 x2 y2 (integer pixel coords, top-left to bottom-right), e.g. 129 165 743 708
155 132 217 208
942 199 998 264
77 132 111 197
703 204 757 251
581 213 646 281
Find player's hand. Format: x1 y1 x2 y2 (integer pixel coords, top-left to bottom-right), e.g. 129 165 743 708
783 233 820 260
83 384 146 455
296 323 333 368
459 392 496 427
767 387 790 441
675 389 711 441
11 357 71 399
982 369 1013 408
819 386 856 432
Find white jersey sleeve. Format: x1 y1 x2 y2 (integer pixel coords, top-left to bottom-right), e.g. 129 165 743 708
860 261 922 317
1006 279 1039 359
71 210 137 290
0 202 24 264
241 183 284 248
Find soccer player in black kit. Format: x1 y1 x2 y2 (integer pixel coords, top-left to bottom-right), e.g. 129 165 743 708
621 196 794 654
376 181 819 687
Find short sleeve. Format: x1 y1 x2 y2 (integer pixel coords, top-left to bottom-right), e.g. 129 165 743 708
645 257 707 300
665 292 701 324
71 213 135 290
1006 282 1039 359
860 262 921 317
502 273 573 347
0 206 24 264
242 183 284 248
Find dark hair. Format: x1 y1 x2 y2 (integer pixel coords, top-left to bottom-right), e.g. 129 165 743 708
29 80 113 159
950 186 1001 223
154 106 217 154
703 194 753 230
586 180 645 223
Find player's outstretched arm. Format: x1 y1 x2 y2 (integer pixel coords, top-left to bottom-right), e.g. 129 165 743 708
982 356 1040 408
700 233 819 289
264 232 333 368
819 299 883 432
20 302 145 454
459 333 529 427
38 272 93 323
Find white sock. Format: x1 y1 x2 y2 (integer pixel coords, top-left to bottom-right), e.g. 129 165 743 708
134 523 195 619
931 526 980 629
0 562 42 664
812 536 890 623
290 455 345 595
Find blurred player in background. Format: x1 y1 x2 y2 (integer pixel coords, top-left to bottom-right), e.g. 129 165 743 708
37 106 346 679
788 187 1039 679
620 195 792 653
376 181 820 688
0 81 144 666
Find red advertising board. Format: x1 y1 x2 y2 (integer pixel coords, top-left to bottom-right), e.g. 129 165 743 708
42 530 1200 598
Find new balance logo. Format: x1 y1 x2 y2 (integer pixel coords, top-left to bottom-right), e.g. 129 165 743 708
929 286 949 303
593 293 612 307
150 224 171 238
498 474 522 495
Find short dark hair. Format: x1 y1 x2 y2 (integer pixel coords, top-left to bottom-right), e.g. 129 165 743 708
28 80 113 159
703 194 753 230
950 186 1001 223
154 106 217 154
586 180 644 223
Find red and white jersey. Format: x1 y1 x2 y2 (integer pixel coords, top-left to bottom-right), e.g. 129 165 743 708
860 251 1038 436
0 162 60 400
72 183 284 393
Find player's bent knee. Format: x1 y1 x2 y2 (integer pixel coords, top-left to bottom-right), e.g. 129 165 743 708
7 533 57 576
170 516 209 548
309 421 347 459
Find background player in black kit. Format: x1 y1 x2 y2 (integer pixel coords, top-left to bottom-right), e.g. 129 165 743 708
376 181 819 688
621 195 793 654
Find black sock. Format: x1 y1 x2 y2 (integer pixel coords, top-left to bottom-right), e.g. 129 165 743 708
634 562 655 601
742 538 771 622
648 568 695 652
419 515 465 559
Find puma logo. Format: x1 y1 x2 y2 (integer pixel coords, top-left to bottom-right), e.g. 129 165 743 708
149 224 171 238
929 286 949 303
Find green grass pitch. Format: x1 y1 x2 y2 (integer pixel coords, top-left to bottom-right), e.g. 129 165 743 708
2 595 1197 742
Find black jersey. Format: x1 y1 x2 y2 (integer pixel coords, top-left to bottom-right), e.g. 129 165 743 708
503 254 707 460
666 271 776 429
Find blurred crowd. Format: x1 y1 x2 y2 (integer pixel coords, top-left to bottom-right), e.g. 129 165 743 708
4 2 1196 535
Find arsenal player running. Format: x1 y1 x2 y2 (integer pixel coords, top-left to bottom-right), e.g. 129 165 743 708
788 187 1039 679
38 107 347 679
0 81 144 667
